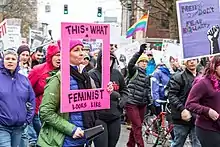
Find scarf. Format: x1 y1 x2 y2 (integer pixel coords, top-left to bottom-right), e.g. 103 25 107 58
70 66 92 89
210 75 220 92
70 66 95 129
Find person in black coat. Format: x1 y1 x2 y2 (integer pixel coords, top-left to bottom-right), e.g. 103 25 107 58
125 44 153 147
168 59 201 147
89 50 129 147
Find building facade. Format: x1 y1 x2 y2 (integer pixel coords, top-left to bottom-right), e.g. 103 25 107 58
120 0 170 39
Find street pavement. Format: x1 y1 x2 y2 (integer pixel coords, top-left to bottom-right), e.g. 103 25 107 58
116 125 191 147
92 125 191 147
117 124 149 147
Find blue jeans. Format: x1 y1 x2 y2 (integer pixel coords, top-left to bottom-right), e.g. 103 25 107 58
172 124 201 147
19 126 29 147
28 124 37 145
0 124 25 147
33 114 41 136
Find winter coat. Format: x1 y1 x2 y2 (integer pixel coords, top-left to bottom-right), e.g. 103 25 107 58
28 45 60 115
168 68 196 126
146 59 156 76
37 72 74 147
126 52 152 106
62 66 88 147
0 60 35 127
151 66 171 107
38 71 96 147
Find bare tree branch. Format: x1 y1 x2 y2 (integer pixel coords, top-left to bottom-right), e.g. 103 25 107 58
149 14 167 21
155 0 168 13
150 10 164 15
134 2 148 13
3 0 37 37
2 0 14 8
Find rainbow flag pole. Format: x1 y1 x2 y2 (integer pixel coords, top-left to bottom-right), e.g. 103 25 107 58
126 11 149 38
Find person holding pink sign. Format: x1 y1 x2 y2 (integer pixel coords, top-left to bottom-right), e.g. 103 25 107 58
89 50 129 147
37 40 112 147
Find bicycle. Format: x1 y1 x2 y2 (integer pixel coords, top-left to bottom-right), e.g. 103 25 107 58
143 99 174 147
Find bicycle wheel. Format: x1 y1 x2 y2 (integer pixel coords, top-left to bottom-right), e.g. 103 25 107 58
153 120 173 147
143 115 160 146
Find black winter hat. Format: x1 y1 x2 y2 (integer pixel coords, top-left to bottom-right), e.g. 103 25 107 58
17 45 30 56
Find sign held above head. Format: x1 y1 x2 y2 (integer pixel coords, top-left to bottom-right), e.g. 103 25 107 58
61 22 110 113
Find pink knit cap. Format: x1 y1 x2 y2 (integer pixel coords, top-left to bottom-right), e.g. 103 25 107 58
70 40 84 51
146 50 153 55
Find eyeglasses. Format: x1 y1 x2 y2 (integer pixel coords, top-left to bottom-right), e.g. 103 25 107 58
139 60 148 63
82 49 90 51
147 54 153 56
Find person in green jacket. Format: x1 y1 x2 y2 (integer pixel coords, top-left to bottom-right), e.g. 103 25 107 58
37 40 97 147
37 40 113 147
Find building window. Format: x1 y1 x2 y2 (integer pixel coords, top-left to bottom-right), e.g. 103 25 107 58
161 13 169 29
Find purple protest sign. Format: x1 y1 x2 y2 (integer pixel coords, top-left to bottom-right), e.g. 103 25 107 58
177 0 220 59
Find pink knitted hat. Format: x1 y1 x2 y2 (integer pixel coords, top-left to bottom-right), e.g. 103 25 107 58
70 40 84 51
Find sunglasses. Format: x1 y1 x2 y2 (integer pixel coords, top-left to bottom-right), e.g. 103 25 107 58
110 44 117 48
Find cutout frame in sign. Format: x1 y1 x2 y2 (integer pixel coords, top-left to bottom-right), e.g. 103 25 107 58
61 22 110 113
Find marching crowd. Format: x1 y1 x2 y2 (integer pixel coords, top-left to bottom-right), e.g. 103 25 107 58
0 40 220 147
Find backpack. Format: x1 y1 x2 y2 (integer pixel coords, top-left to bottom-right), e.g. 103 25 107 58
125 70 139 85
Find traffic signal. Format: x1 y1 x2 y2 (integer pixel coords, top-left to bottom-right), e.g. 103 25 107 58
64 4 68 14
97 7 102 17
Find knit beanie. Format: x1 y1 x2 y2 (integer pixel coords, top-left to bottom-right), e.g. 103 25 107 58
146 50 153 55
70 40 84 51
17 45 30 56
137 54 148 63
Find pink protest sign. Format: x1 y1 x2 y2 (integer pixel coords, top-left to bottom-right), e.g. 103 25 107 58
61 22 110 113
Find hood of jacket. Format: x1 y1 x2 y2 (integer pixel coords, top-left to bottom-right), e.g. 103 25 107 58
96 50 117 72
0 59 20 77
158 66 171 78
46 44 60 70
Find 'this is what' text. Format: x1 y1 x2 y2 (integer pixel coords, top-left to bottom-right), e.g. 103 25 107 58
65 24 108 35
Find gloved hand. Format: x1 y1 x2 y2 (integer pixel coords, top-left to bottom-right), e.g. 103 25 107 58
148 104 156 116
118 97 127 109
139 44 147 54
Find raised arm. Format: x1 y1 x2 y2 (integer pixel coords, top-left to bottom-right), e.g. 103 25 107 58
128 44 147 77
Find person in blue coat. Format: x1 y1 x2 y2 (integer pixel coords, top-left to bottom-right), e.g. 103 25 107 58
0 48 35 147
145 50 156 76
151 64 171 115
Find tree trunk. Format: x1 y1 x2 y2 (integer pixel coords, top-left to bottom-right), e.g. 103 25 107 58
3 0 37 38
169 0 179 39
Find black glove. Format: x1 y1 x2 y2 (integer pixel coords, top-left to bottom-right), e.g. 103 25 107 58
118 97 127 109
148 104 156 116
139 44 147 54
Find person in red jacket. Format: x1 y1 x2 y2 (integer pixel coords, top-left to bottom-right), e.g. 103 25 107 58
28 43 60 137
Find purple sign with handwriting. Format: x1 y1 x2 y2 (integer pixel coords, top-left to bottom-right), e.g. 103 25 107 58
177 0 220 59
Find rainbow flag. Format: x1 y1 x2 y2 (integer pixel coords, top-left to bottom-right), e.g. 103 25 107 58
126 13 149 38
